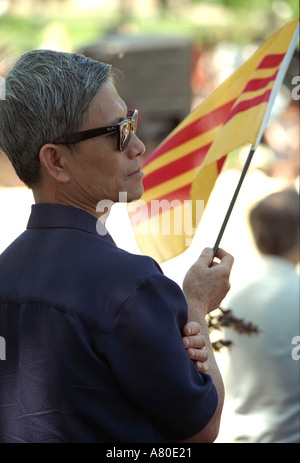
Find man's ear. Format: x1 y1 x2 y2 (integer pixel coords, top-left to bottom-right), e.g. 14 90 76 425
39 144 70 184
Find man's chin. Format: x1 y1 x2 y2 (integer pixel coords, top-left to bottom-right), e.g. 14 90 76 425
123 188 144 203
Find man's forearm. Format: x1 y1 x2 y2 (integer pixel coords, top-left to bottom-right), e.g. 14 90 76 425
187 299 224 441
180 247 233 442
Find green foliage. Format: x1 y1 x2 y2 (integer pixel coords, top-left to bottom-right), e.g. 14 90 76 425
190 0 299 16
191 0 270 6
0 14 47 56
0 0 298 61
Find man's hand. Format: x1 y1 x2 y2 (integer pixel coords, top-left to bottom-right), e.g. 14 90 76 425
183 247 234 315
182 321 208 373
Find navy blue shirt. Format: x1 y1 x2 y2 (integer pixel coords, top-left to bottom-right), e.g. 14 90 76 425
0 204 217 443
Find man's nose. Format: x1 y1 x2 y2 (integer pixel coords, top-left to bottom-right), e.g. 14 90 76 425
126 133 146 159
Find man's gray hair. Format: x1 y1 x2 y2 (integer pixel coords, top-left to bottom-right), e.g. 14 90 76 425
0 49 111 187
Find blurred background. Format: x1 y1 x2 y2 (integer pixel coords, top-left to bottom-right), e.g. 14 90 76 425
0 0 298 157
0 0 299 443
1 0 298 269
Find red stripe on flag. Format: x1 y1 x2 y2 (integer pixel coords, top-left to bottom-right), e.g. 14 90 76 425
226 88 271 123
143 99 236 167
217 155 227 173
243 69 278 92
143 143 212 191
143 54 284 169
134 155 228 224
129 183 192 223
257 53 284 69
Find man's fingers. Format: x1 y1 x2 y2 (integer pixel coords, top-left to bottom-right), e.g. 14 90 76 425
198 247 214 266
186 346 208 363
196 247 234 272
182 321 201 336
182 333 206 351
215 247 234 268
196 362 209 373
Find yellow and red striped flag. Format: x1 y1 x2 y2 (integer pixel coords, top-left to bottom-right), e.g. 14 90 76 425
128 19 299 263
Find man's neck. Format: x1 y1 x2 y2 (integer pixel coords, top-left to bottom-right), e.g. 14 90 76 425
32 187 112 223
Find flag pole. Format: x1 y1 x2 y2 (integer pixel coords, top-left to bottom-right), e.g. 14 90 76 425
211 145 255 263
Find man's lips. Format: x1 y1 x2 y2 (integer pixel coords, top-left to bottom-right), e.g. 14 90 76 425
127 169 144 178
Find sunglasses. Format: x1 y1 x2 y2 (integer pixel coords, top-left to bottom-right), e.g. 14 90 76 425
53 109 138 151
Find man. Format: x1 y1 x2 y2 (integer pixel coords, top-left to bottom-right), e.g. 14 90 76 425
221 188 299 443
0 50 233 443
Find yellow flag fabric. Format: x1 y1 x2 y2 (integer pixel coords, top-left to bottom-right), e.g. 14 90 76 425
128 19 299 263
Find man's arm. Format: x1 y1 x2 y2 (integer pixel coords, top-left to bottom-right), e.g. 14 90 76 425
180 247 234 443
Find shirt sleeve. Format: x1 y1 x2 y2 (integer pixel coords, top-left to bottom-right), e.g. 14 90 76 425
106 273 218 441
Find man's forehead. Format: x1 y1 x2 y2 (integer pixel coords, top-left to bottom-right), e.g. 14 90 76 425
85 80 127 125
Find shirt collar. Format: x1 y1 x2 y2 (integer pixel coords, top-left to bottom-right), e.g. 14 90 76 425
27 203 116 245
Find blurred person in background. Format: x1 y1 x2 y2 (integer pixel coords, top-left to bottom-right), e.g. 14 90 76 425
220 188 299 443
0 49 234 443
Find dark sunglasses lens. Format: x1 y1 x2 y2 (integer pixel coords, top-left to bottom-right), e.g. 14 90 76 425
120 122 131 150
119 112 138 150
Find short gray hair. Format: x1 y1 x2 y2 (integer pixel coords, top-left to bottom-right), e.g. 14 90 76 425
0 49 111 187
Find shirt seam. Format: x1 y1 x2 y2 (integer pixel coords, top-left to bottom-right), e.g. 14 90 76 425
105 273 178 352
112 272 164 319
0 269 164 333
0 297 107 332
